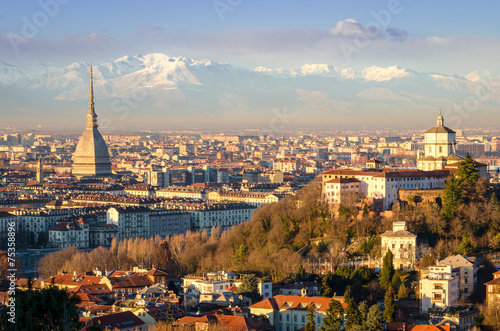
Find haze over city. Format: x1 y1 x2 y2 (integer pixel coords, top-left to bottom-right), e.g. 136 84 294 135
1 0 500 131
2 2 500 331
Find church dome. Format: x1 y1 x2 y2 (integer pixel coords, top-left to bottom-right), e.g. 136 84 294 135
72 66 112 178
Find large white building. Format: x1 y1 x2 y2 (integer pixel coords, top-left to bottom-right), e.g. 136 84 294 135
380 221 417 270
420 265 460 313
178 202 256 235
48 219 89 248
321 169 449 210
437 255 478 298
417 113 462 171
249 295 345 331
106 207 150 241
182 271 272 307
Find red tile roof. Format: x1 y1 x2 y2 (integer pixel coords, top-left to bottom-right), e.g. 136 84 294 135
109 275 153 289
90 311 145 330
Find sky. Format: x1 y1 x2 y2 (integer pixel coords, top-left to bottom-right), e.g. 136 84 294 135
1 0 500 131
1 0 500 75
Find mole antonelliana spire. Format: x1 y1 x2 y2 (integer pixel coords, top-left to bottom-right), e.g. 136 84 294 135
72 65 112 178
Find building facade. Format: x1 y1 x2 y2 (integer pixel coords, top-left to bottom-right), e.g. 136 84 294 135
380 221 417 270
420 265 460 313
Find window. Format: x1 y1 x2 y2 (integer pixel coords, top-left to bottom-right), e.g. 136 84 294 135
433 293 442 300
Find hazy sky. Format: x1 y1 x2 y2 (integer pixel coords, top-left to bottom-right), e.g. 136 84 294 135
1 0 500 75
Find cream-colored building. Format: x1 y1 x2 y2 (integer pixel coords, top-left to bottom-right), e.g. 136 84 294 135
106 206 150 241
156 186 206 199
321 169 448 211
249 295 345 331
485 270 500 306
420 265 460 313
48 219 89 248
380 221 417 270
273 159 299 173
323 177 360 205
437 255 478 297
417 113 458 171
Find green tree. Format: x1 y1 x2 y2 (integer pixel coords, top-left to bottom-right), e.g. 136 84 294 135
491 192 499 212
11 286 81 331
456 232 473 256
420 254 435 268
297 264 306 281
351 266 371 284
233 244 249 268
442 174 462 221
383 287 396 323
237 274 260 303
166 304 175 326
345 286 361 330
358 301 369 329
322 271 335 297
322 299 344 331
317 240 327 253
397 283 408 300
305 304 316 331
37 231 48 247
379 250 395 289
456 153 479 203
366 304 384 331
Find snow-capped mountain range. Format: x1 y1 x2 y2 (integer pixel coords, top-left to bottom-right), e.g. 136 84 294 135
1 53 499 130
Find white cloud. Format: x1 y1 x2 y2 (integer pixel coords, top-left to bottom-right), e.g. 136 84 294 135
330 18 383 39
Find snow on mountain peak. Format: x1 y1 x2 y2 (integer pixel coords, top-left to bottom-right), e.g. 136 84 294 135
362 65 410 82
341 68 359 79
297 64 339 76
255 66 273 73
465 70 491 82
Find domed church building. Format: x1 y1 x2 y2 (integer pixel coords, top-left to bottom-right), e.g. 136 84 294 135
72 66 112 178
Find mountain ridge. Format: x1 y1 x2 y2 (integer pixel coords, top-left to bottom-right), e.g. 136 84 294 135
1 53 499 130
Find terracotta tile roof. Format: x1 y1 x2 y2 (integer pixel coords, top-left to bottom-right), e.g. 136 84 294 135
45 274 79 286
109 275 153 289
249 295 345 311
69 284 112 294
143 268 170 277
77 276 104 285
90 311 145 330
177 315 273 331
484 276 500 286
387 323 451 331
226 285 239 293
74 293 104 303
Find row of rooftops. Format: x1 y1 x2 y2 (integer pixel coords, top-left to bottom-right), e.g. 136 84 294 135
322 168 451 179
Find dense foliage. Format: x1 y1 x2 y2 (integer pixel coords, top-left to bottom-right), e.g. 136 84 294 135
38 158 500 287
0 286 81 331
